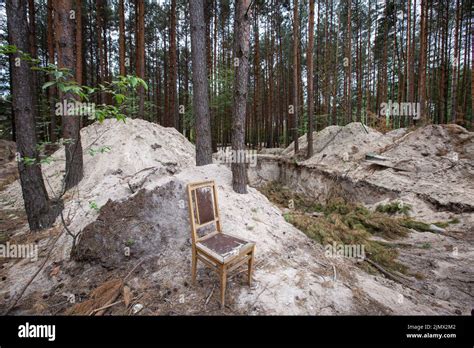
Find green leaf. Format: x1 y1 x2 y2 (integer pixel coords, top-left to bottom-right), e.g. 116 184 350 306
40 156 54 165
138 79 148 91
114 94 125 104
89 201 99 212
42 81 56 90
21 157 36 166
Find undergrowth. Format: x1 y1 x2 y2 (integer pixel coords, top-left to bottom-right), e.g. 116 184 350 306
259 182 451 276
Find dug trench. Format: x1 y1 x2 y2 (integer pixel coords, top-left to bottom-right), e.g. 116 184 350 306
248 152 473 315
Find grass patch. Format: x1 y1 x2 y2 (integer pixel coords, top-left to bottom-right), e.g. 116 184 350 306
375 201 412 215
259 182 439 275
433 218 460 228
399 219 432 232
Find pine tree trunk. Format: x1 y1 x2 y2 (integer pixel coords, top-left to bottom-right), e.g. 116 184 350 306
253 11 260 149
450 0 460 123
96 0 105 104
231 0 251 194
135 0 145 118
346 0 352 123
75 0 82 85
166 0 177 127
47 0 57 142
27 0 38 121
292 0 299 153
306 0 315 158
190 0 213 166
55 0 84 190
418 0 428 124
118 0 126 76
6 0 60 230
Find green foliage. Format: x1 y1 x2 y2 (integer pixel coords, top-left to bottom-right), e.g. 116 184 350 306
433 218 460 228
125 238 135 247
258 182 448 275
39 156 54 165
399 219 431 232
283 212 292 222
0 45 147 123
87 145 111 157
375 201 412 216
89 201 99 212
449 217 460 224
20 156 36 166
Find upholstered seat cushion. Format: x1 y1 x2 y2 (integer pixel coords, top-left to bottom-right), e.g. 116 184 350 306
196 233 255 263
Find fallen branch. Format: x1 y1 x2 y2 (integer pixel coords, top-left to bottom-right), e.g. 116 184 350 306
364 258 411 284
204 284 216 306
249 283 269 310
124 257 146 281
89 299 123 315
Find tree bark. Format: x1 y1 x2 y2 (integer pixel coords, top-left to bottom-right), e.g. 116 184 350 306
346 0 352 123
253 10 260 149
55 0 84 190
231 0 251 193
6 0 60 230
75 0 82 85
292 0 299 153
96 0 105 104
118 0 126 76
450 0 460 123
135 0 145 118
47 0 57 142
418 0 428 124
166 0 177 127
306 0 315 158
190 0 213 166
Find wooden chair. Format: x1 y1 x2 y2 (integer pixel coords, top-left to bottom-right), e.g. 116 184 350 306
187 180 256 307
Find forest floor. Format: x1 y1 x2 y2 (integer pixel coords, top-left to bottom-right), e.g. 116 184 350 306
0 119 472 315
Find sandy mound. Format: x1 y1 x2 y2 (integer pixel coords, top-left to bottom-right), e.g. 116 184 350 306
277 123 474 213
0 119 466 315
354 124 474 212
283 123 403 172
0 119 196 305
1 118 195 230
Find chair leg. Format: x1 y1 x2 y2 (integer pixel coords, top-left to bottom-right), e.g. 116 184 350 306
248 249 255 287
191 248 197 284
220 265 227 308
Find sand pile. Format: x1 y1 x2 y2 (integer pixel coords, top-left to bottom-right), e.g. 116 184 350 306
283 123 401 172
354 124 474 213
278 123 474 213
0 119 196 303
1 118 195 230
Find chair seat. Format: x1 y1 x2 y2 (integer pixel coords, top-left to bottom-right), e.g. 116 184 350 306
196 233 255 264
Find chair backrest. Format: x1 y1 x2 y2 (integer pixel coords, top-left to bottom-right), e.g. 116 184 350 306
187 181 222 244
